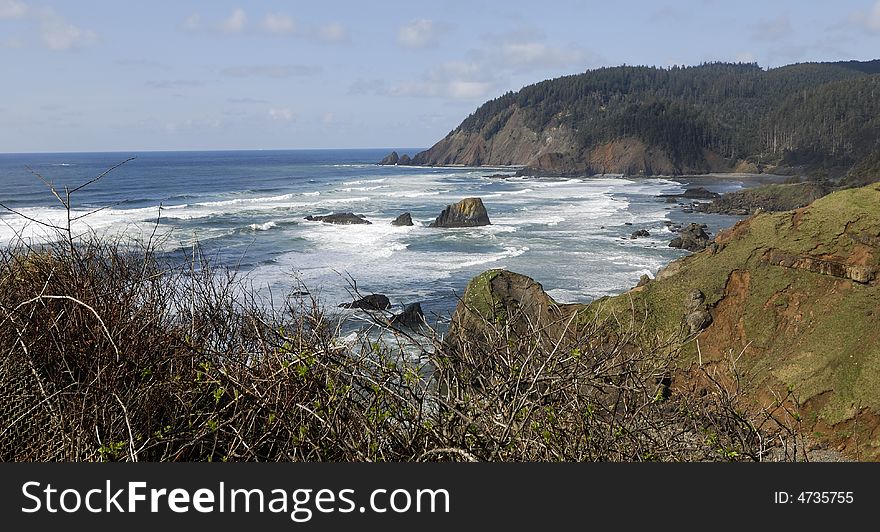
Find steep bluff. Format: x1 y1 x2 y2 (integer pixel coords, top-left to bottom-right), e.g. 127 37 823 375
449 183 880 459
400 61 880 178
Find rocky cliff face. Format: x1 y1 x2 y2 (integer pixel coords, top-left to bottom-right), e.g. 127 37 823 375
408 107 727 175
448 183 880 459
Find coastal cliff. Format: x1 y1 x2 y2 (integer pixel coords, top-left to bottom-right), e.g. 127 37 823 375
449 183 880 459
392 61 880 178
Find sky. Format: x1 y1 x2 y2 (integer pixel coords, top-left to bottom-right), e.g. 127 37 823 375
1 0 879 153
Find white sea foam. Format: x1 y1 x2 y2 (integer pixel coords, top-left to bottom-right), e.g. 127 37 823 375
342 178 386 185
385 190 443 198
248 221 278 231
545 288 587 303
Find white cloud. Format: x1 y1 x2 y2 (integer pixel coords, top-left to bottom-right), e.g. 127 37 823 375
183 13 201 31
348 78 389 96
752 14 792 42
221 64 322 78
487 31 588 73
398 18 438 49
262 13 295 34
447 80 494 100
316 22 347 43
387 29 595 102
0 0 27 19
848 1 880 33
165 118 222 134
227 97 268 104
390 61 495 100
220 8 246 33
38 8 97 51
269 108 295 121
735 52 757 63
0 4 96 51
867 1 880 31
145 79 203 89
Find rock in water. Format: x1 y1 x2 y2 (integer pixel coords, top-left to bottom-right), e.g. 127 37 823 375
630 229 650 239
339 294 391 310
681 187 720 199
305 213 371 225
391 213 414 226
378 151 399 165
429 198 491 228
391 303 424 328
398 154 412 165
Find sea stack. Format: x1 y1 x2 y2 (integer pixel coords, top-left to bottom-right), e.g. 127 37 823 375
378 151 399 165
429 198 491 228
391 213 414 226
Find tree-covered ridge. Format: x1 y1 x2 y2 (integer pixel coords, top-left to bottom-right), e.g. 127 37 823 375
436 60 880 175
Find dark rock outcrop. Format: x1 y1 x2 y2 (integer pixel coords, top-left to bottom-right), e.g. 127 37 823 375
305 213 371 225
429 198 491 228
669 223 711 252
694 182 831 215
658 187 720 201
446 270 579 352
761 250 876 283
338 294 391 311
378 151 399 165
391 303 425 328
682 187 720 199
398 154 412 165
391 213 414 226
630 229 650 239
683 289 713 334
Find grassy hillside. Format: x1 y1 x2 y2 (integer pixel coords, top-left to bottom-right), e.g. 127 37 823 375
589 183 880 457
452 183 880 459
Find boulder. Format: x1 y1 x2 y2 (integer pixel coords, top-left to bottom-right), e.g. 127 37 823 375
630 229 650 239
305 213 371 225
429 198 491 228
683 289 712 334
338 294 391 311
668 223 711 252
446 270 579 352
391 303 425 328
378 151 399 165
686 308 713 334
391 213 414 226
636 274 652 287
683 289 705 311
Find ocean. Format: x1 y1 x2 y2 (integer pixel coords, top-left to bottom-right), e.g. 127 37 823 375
0 149 749 327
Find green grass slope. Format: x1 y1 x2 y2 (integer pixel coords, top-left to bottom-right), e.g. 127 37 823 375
587 183 880 457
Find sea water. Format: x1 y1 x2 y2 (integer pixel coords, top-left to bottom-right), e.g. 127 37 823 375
0 149 748 326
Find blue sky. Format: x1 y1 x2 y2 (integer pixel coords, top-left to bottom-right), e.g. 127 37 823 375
1 0 879 152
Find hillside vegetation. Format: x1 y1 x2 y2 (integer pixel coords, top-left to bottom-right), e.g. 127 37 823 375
451 183 880 459
408 61 880 178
